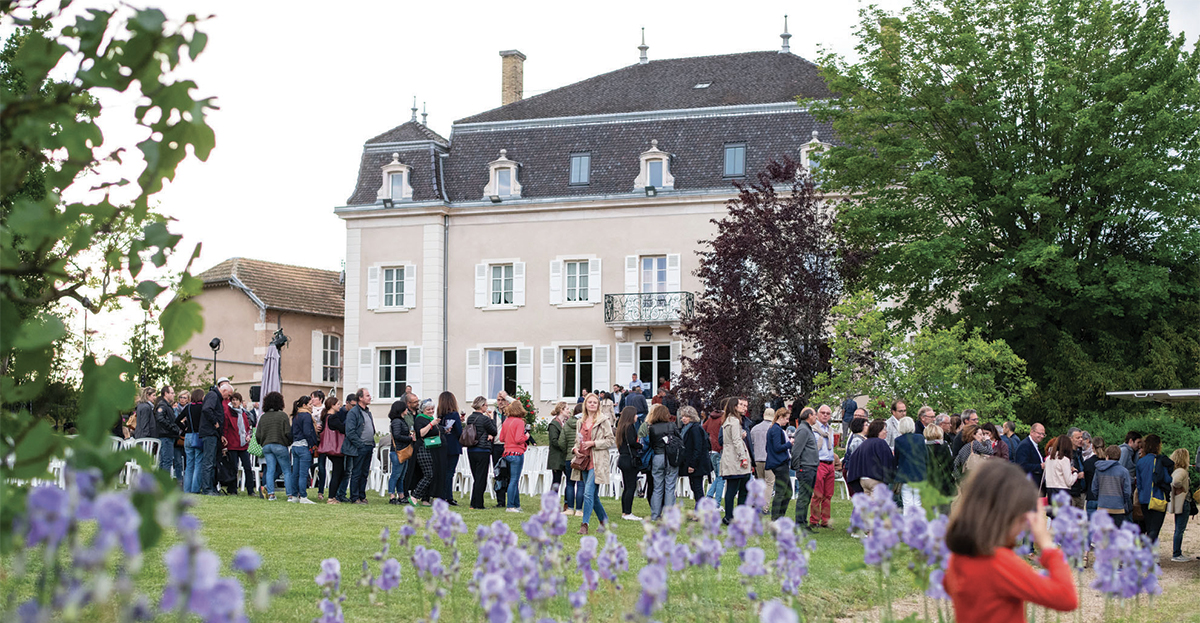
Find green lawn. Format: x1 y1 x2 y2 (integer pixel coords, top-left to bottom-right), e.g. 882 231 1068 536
3 488 911 622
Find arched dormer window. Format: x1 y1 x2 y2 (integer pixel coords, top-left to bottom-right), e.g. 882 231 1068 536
800 130 831 175
483 149 522 200
377 153 413 204
634 139 674 193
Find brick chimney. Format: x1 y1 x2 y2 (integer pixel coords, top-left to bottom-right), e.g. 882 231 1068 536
499 50 526 107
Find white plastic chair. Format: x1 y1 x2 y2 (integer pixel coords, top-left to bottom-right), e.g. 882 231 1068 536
124 438 160 486
834 469 849 500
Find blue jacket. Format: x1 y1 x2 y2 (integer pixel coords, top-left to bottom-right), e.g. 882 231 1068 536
440 411 464 455
847 437 895 484
1002 434 1021 461
1135 454 1171 506
341 405 367 457
1091 459 1131 514
291 411 318 448
1014 437 1043 485
894 433 928 484
765 423 792 471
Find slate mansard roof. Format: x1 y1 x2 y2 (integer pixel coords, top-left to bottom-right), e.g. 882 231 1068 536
344 51 834 207
197 257 345 319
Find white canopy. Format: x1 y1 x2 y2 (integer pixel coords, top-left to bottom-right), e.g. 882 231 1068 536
1105 389 1200 404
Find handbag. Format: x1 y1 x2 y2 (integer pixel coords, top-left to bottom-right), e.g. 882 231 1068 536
317 425 344 456
424 432 443 448
965 451 988 473
247 428 263 458
395 444 413 464
459 421 478 448
185 432 202 449
1147 457 1168 512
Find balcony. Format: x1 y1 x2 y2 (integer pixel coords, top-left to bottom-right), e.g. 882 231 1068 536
603 292 695 326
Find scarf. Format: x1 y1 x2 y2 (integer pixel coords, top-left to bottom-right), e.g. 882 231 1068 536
236 408 248 446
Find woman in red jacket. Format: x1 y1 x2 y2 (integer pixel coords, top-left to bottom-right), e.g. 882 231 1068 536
945 460 1078 623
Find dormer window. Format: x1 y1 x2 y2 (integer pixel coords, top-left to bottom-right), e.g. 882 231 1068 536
483 149 522 199
801 130 831 175
376 153 413 204
634 139 674 192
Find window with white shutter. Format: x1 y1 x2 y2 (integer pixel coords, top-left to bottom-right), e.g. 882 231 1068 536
465 348 483 400
366 267 379 310
616 343 635 389
593 345 610 391
548 260 563 305
516 347 533 395
539 347 557 401
406 347 423 399
357 348 373 395
311 330 324 384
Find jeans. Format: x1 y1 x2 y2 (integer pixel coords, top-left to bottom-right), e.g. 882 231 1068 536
506 454 525 509
158 437 177 478
580 468 608 526
724 474 749 522
901 483 923 512
1173 512 1188 558
770 465 792 520
705 451 725 499
793 466 817 527
352 450 372 502
200 436 219 494
184 445 203 493
564 460 584 510
289 446 313 499
262 443 290 496
649 453 678 521
389 450 408 496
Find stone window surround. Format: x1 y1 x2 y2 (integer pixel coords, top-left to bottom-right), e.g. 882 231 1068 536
800 130 831 173
377 153 413 203
482 149 522 199
633 139 675 191
549 254 600 308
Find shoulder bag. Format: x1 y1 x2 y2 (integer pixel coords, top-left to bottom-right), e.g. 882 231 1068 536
459 418 478 448
247 428 263 458
317 423 344 456
1147 457 1168 512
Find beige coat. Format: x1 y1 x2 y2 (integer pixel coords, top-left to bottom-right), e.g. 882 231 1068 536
719 416 752 477
1169 466 1190 514
571 409 615 486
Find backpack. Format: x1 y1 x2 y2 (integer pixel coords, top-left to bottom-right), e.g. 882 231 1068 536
665 431 684 468
459 417 478 448
639 435 653 471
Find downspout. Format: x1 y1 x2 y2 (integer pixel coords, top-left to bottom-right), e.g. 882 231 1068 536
439 151 450 392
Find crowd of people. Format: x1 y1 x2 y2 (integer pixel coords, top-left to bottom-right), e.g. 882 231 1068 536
121 377 1196 560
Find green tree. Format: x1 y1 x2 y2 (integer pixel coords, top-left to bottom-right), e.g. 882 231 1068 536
810 0 1200 425
0 2 211 551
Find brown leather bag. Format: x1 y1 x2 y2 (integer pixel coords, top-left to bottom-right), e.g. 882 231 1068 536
395 444 413 465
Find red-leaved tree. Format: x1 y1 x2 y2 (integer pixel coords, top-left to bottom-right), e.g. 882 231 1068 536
677 158 847 408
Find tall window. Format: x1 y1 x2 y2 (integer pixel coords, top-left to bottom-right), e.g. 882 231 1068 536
638 344 671 390
565 260 589 302
496 168 512 197
383 266 404 307
486 349 517 397
724 144 745 177
378 348 407 399
561 347 593 399
641 256 667 293
648 159 663 188
322 335 340 383
569 153 590 185
491 264 514 305
390 172 405 200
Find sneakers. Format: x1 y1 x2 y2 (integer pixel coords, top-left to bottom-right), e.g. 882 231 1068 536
1171 555 1190 563
574 510 584 517
299 497 316 505
561 509 573 516
287 497 298 503
622 514 644 521
506 507 522 513
266 494 277 501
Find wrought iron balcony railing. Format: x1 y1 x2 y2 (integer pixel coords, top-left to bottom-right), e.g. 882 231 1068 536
603 292 695 325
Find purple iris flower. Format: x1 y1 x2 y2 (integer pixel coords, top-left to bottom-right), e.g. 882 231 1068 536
24 486 71 550
231 547 262 574
759 600 799 623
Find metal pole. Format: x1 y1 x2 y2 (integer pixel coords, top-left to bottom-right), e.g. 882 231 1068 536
212 350 217 385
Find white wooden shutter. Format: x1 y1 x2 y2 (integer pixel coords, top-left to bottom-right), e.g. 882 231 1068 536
624 255 639 293
474 264 488 308
406 346 423 399
513 262 526 306
540 347 557 401
357 347 373 395
311 330 323 384
670 341 682 383
616 342 635 387
666 253 681 291
465 348 482 400
593 345 610 391
516 347 533 394
403 263 417 308
366 266 380 310
548 260 562 305
588 258 602 303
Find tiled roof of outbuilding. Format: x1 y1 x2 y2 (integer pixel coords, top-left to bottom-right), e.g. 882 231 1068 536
456 51 833 124
197 258 344 318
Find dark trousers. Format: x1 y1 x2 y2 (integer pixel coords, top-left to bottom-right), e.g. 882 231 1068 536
688 472 706 509
491 445 508 503
468 451 492 509
620 464 640 515
227 449 253 494
325 455 347 502
313 454 327 495
351 451 372 501
551 468 564 491
1144 509 1166 543
793 465 817 527
200 436 219 494
770 465 792 520
724 474 749 521
444 449 460 501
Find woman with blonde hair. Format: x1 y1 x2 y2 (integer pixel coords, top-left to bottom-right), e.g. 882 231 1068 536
1168 448 1192 562
572 392 615 534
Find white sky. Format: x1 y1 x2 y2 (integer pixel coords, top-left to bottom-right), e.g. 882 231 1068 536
3 0 1197 357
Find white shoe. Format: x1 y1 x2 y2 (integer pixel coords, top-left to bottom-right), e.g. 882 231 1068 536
506 507 522 513
574 510 584 517
561 509 573 516
622 514 643 521
1171 555 1190 563
287 497 298 503
299 497 316 505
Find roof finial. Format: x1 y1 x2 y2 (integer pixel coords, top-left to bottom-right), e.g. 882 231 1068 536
411 96 418 122
638 27 649 65
421 101 428 125
780 15 792 54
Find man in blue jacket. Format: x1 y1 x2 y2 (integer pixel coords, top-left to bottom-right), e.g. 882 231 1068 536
1014 422 1046 490
341 388 375 504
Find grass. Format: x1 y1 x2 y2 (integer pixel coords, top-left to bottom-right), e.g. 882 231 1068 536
1 487 912 622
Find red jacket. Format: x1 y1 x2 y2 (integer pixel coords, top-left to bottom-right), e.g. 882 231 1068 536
946 548 1077 623
702 414 724 453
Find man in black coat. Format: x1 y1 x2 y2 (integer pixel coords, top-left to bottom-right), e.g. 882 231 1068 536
199 379 232 495
679 407 710 508
154 385 180 485
325 392 354 503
